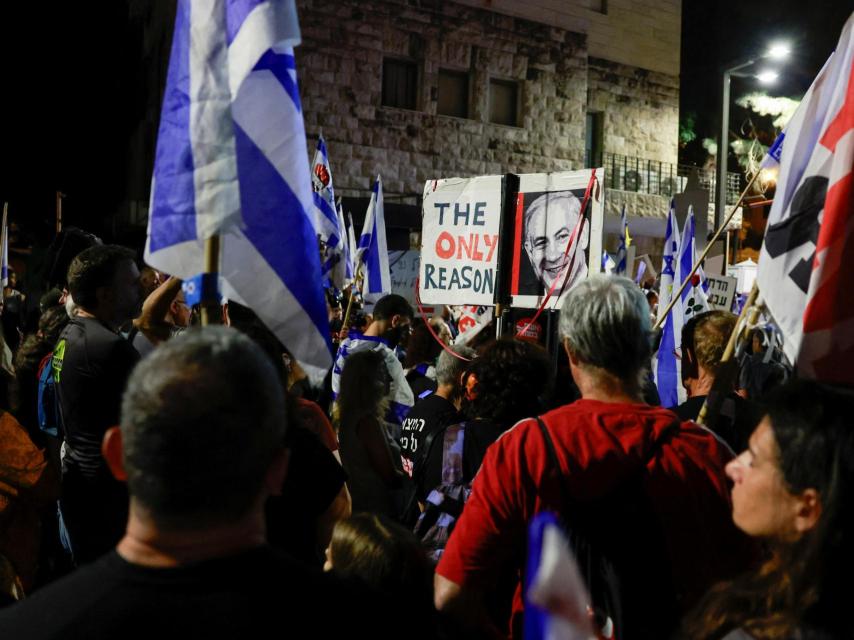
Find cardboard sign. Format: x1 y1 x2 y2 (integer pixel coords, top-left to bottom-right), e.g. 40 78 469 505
449 305 494 345
419 175 503 306
706 275 738 312
510 170 604 310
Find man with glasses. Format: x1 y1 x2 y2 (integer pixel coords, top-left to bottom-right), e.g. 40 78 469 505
130 276 192 357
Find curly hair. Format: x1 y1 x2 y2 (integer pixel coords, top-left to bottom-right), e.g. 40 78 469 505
461 338 552 425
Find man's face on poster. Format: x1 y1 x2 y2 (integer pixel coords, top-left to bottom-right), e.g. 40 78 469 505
523 192 585 290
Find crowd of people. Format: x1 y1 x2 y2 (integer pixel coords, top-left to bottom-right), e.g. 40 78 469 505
0 231 850 639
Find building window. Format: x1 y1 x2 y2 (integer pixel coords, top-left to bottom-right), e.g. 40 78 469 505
438 69 469 118
489 78 519 126
382 58 418 110
585 111 604 168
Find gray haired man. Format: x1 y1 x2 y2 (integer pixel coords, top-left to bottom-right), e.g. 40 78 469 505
435 275 753 639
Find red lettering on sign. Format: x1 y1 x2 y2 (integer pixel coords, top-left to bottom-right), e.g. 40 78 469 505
435 231 455 259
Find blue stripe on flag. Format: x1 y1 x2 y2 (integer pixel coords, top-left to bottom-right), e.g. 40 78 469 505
312 191 340 227
254 50 301 109
234 122 331 354
225 0 266 44
149 0 197 252
657 312 679 407
366 210 382 292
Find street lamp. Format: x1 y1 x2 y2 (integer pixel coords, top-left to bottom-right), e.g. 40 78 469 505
715 42 790 228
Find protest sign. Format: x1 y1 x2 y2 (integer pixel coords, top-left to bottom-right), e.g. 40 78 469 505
706 275 738 312
419 175 503 306
449 304 494 345
510 170 604 310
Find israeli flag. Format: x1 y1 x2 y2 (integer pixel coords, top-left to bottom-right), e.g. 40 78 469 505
358 175 391 302
338 201 353 284
524 512 594 640
311 135 346 289
654 201 682 407
615 204 629 275
144 0 332 379
347 211 358 284
677 206 709 323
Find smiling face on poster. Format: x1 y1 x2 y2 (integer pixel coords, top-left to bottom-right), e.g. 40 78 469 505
511 170 604 310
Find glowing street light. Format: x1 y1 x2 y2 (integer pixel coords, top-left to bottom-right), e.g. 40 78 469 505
715 41 790 228
757 70 780 84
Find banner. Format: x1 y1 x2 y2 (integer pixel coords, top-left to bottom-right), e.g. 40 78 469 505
448 304 493 345
510 170 604 310
419 175 503 306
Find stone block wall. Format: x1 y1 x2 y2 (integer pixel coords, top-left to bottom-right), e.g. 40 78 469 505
587 57 680 165
297 0 590 204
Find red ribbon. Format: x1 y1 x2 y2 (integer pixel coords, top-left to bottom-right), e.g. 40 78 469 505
515 169 598 338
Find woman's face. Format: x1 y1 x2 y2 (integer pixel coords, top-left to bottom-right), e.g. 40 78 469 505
726 418 803 540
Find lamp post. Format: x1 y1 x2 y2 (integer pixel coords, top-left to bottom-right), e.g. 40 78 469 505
715 43 790 229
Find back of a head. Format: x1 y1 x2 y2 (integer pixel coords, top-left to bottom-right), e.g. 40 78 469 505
371 294 413 322
403 322 442 368
329 513 433 609
67 244 136 310
120 326 287 529
682 311 737 377
45 227 102 289
462 338 551 425
336 350 389 426
559 274 651 385
435 345 476 388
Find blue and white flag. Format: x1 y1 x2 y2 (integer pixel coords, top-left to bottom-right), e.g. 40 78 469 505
654 201 682 407
358 175 391 302
338 201 353 285
144 0 332 379
601 251 615 274
524 512 594 640
677 206 709 324
311 135 347 289
615 204 629 275
347 211 358 285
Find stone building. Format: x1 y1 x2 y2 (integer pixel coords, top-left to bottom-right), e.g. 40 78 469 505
295 0 686 256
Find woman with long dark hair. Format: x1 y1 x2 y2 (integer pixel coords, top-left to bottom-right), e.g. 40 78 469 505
683 378 854 639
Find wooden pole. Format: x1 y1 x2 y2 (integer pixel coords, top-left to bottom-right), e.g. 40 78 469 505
55 192 64 234
654 170 760 330
340 264 362 336
696 282 761 426
200 235 221 326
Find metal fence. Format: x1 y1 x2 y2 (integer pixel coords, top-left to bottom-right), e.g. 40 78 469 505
586 152 741 205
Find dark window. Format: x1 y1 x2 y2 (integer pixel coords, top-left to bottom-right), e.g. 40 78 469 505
438 69 469 118
489 78 519 126
382 58 418 110
585 111 604 168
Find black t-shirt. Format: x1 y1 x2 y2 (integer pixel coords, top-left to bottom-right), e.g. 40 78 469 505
671 393 759 454
399 394 460 473
0 546 404 639
266 426 347 567
54 317 140 477
414 418 507 502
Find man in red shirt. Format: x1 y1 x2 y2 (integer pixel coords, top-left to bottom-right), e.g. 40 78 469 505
435 275 753 639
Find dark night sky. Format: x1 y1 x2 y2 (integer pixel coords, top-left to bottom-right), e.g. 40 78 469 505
680 0 852 167
0 1 850 245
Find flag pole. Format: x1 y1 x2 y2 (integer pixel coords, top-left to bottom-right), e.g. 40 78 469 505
200 234 221 326
340 266 362 334
654 171 761 329
696 281 762 426
56 192 64 234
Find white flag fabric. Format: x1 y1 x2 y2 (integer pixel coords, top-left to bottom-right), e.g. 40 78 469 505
654 201 682 407
347 211 358 284
757 14 854 383
677 206 710 324
524 512 594 640
311 135 347 289
144 0 332 379
337 201 353 285
358 175 391 302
